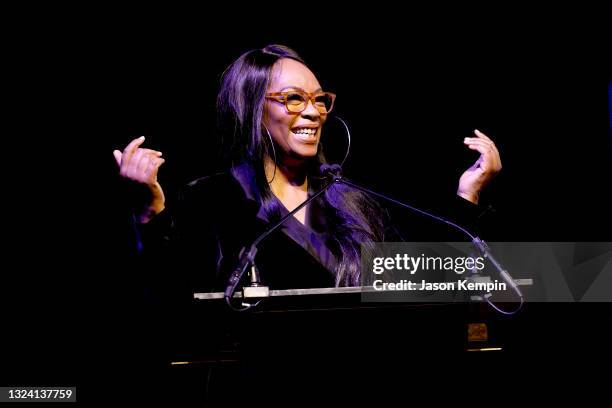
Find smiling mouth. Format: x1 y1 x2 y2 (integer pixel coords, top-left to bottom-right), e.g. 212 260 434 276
291 127 319 143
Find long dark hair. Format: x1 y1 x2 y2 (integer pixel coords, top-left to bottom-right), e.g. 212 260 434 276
216 44 384 286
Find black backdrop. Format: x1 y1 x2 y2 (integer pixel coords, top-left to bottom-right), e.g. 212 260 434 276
97 30 611 240
3 10 612 401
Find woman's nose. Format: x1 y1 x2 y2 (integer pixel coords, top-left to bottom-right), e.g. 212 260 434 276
300 99 321 120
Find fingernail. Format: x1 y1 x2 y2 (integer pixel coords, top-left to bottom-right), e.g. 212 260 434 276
140 136 145 140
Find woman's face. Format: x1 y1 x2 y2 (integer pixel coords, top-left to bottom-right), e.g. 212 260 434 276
264 58 327 163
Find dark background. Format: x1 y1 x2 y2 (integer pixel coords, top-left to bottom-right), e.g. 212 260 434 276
94 26 611 241
3 9 612 402
10 13 607 240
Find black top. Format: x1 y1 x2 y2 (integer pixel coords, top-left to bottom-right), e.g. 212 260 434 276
137 164 492 295
139 167 338 295
231 163 340 277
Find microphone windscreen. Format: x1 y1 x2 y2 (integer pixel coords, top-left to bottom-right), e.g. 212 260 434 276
319 163 342 177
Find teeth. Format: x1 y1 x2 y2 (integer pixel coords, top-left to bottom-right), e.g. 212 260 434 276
293 128 317 135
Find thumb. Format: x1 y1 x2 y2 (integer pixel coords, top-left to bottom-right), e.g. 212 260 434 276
113 150 122 167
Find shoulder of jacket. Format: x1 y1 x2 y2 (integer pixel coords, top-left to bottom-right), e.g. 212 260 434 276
179 171 247 204
185 172 230 191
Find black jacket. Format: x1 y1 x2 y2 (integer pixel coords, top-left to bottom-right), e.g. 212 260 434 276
136 168 493 297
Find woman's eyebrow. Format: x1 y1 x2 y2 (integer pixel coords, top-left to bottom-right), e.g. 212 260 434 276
278 86 324 93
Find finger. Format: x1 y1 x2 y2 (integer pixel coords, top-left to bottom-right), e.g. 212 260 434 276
146 157 165 180
140 148 163 157
136 152 152 178
467 138 502 169
137 151 159 178
474 129 494 143
113 150 122 167
474 132 501 160
121 136 146 173
120 137 145 175
464 139 495 154
125 148 145 179
467 143 501 173
465 137 494 150
465 143 491 165
467 158 483 172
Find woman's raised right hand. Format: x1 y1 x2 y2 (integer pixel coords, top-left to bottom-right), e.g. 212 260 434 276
113 136 166 223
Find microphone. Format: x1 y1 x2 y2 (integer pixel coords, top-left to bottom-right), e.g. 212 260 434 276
326 166 524 314
319 163 342 177
224 165 342 309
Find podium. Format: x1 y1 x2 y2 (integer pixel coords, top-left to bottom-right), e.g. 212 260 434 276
163 282 530 366
153 283 536 404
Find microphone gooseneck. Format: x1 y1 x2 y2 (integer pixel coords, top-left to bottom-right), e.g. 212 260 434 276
224 167 341 310
337 175 524 314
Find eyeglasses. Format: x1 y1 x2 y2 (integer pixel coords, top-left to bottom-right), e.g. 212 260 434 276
265 91 336 114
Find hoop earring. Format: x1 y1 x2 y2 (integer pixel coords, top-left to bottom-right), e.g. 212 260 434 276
333 115 351 168
262 124 277 184
312 116 352 180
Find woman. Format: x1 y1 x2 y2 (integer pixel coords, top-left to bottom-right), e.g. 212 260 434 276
113 44 502 292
